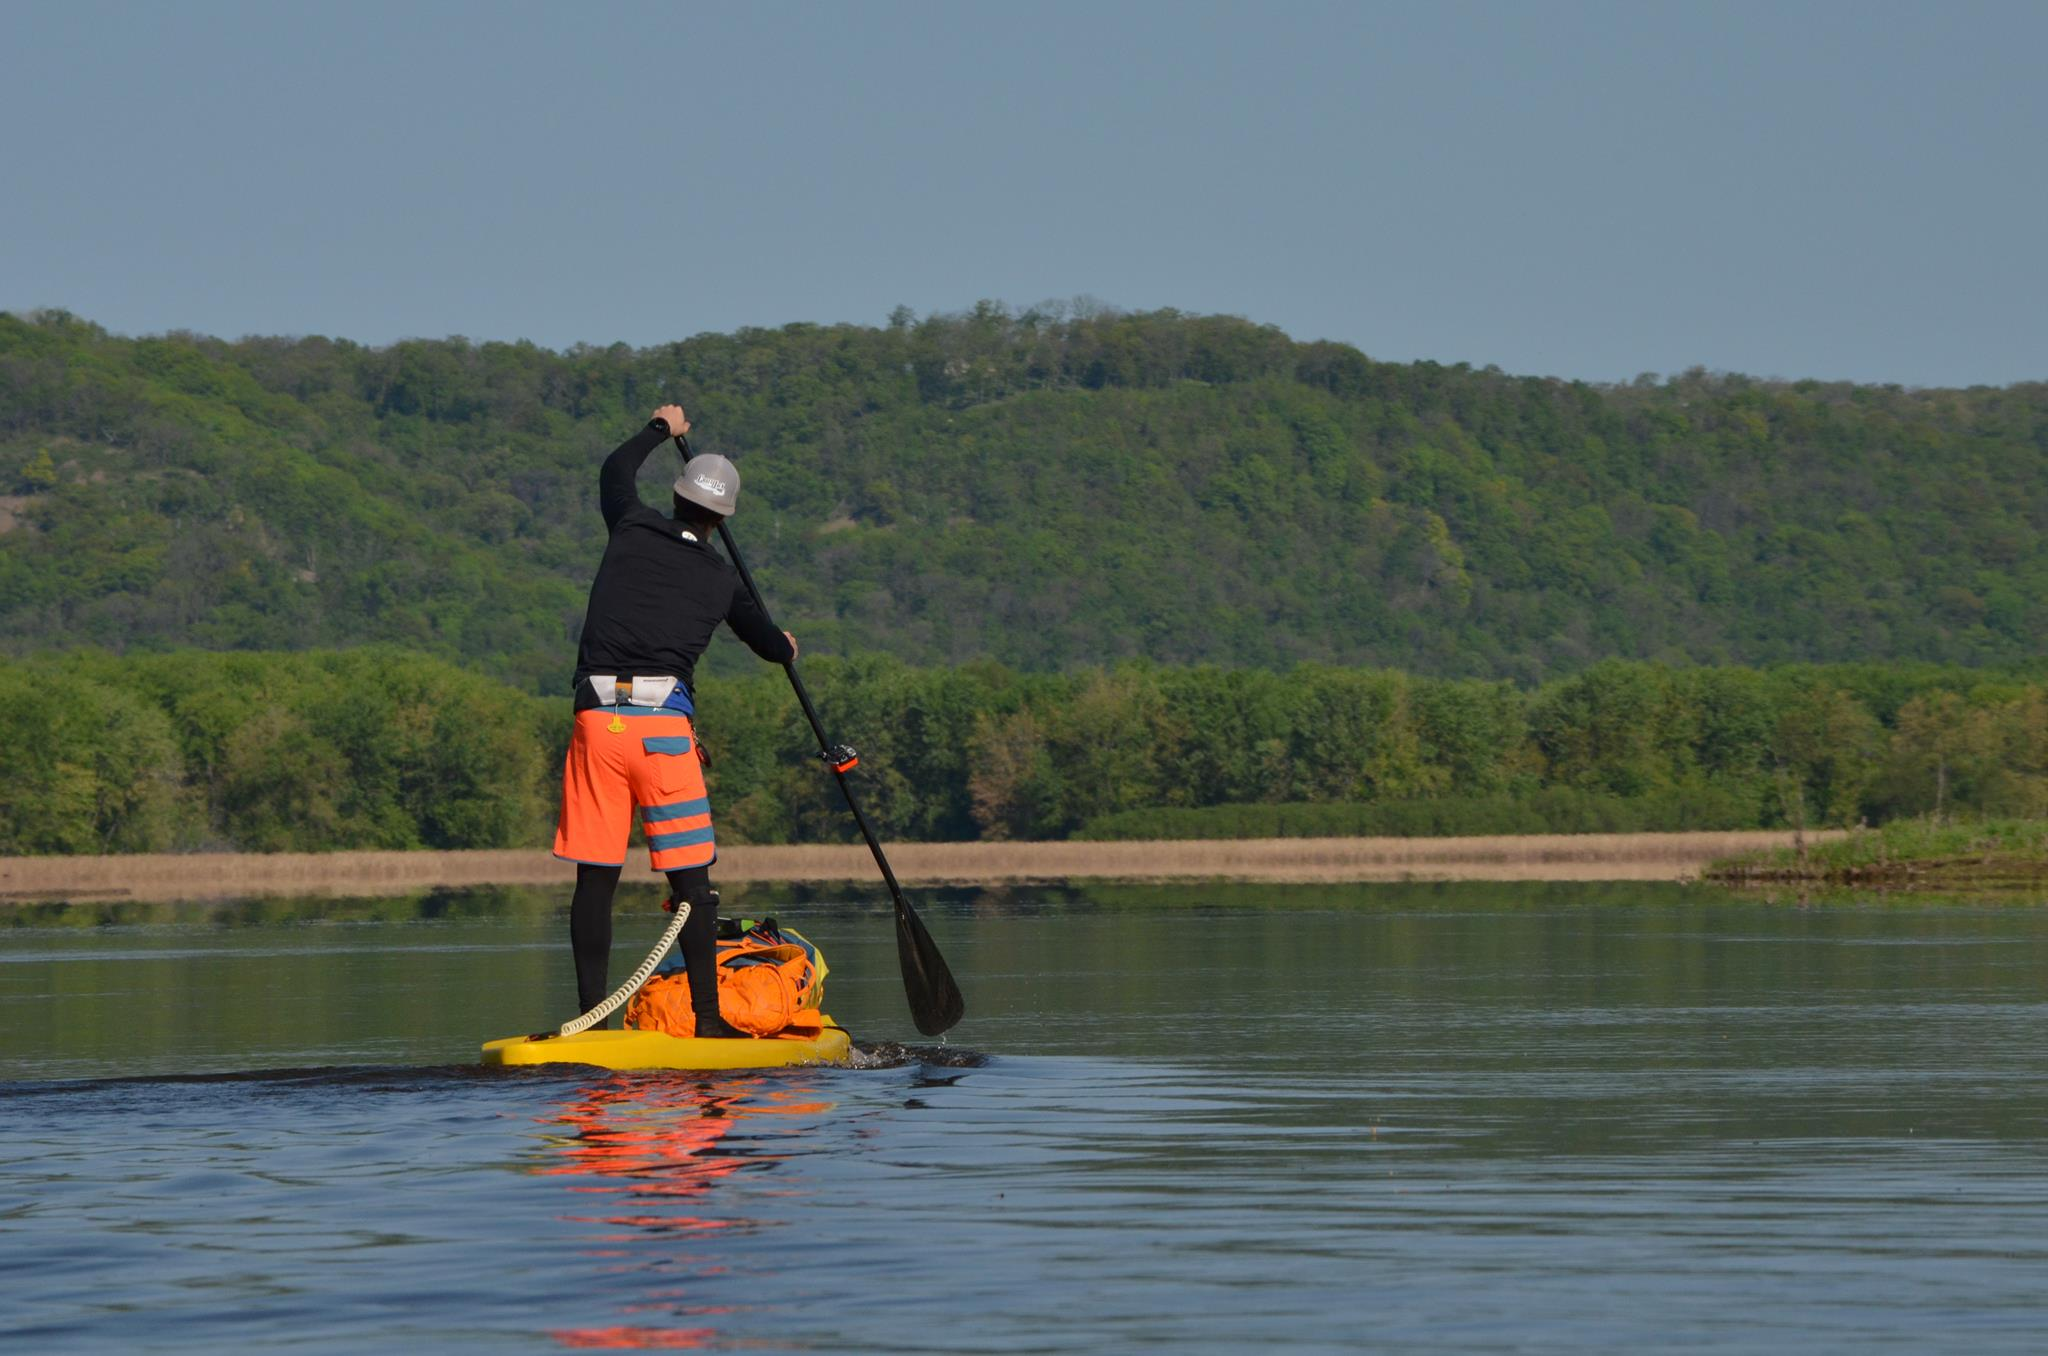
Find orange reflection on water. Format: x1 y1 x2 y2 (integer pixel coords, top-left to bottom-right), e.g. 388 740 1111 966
539 1074 836 1350
549 1326 718 1350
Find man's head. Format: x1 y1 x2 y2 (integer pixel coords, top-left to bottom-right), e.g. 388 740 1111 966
674 453 739 519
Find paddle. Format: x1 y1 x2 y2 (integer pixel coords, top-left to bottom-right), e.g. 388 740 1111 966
676 433 966 1036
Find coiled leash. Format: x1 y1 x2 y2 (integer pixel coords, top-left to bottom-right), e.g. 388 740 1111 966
544 897 691 1039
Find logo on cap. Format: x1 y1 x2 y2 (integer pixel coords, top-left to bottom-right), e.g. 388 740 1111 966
694 474 729 496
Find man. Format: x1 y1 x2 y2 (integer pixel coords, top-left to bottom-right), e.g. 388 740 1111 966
553 403 795 1038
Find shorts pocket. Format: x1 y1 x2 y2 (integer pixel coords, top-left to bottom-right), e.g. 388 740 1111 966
641 735 693 756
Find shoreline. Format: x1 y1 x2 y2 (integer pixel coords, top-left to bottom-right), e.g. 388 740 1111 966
1701 819 2048 893
0 830 1832 903
1709 860 2048 890
1706 856 2048 892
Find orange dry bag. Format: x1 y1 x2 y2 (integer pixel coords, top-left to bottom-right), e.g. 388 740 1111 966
625 919 830 1040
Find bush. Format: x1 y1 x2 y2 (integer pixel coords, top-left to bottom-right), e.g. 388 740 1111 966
1075 783 1764 840
0 649 554 853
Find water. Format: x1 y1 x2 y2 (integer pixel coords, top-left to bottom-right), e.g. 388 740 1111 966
7 880 2048 1351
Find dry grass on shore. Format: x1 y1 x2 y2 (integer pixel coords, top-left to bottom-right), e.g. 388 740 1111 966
0 830 1830 904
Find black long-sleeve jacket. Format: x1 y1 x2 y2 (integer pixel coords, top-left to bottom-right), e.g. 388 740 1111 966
570 422 792 705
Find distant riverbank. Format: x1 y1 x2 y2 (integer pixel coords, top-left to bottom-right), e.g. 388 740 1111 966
1704 819 2048 891
0 831 1831 903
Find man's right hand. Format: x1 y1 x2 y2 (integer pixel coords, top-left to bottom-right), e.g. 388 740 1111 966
784 631 799 659
651 404 690 437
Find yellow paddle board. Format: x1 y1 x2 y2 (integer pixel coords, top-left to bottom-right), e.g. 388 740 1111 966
482 1022 853 1071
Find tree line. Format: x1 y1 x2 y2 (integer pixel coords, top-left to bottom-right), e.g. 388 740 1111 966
3 306 2045 690
2 649 2040 855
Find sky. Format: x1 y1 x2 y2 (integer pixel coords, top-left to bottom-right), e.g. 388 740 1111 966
3 0 2044 386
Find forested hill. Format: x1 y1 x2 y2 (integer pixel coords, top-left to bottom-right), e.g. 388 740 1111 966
2 306 2043 692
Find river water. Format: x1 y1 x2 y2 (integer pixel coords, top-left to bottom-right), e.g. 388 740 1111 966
6 880 2048 1352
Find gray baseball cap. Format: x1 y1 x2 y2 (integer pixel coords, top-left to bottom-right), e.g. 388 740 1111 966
674 453 740 516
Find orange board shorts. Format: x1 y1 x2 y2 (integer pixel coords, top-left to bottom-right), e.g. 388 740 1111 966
553 708 716 872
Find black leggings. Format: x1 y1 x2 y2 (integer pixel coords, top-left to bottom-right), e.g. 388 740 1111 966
570 862 719 1023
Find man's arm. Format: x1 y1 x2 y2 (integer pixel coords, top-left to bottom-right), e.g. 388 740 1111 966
726 586 798 665
599 405 690 530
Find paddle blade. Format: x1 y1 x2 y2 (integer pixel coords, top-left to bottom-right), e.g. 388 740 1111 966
895 900 964 1036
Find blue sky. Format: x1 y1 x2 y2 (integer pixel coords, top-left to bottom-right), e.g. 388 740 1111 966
4 0 2043 385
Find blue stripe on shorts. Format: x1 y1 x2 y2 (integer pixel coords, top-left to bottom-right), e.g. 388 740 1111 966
648 825 716 852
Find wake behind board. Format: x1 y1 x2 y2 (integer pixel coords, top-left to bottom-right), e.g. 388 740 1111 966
482 1023 852 1071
